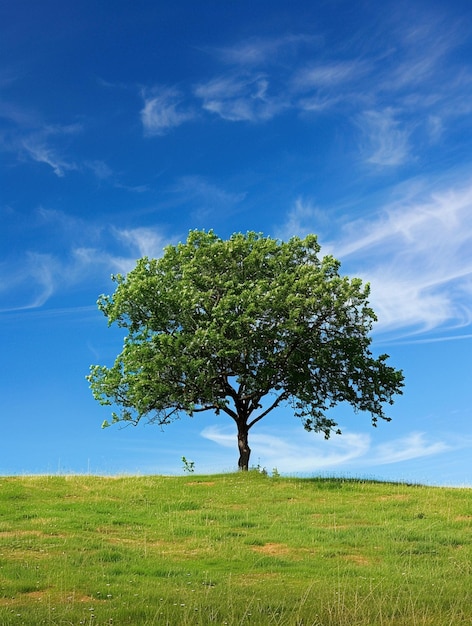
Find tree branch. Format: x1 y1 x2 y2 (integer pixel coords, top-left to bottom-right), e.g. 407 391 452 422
221 405 239 421
247 391 288 430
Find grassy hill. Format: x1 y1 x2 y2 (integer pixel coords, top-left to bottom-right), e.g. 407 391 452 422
0 473 471 625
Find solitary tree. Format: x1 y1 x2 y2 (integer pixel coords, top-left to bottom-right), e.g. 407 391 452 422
88 230 404 470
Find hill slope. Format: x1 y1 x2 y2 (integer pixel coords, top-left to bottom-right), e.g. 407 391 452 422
0 473 471 625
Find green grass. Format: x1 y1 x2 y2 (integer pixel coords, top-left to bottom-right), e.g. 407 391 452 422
0 473 471 625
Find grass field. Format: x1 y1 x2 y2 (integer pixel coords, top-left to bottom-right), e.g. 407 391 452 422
0 472 471 625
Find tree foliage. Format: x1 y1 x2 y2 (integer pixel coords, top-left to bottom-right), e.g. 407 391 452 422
88 230 404 470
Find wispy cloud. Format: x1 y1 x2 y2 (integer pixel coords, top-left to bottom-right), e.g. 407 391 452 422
201 425 452 473
171 175 246 218
214 34 318 67
0 99 39 127
114 227 169 259
277 176 472 339
373 432 450 464
0 246 120 314
141 87 194 135
358 109 411 166
21 139 77 177
382 17 461 92
0 252 58 312
0 251 75 313
84 160 113 180
0 212 171 311
0 99 123 184
194 74 287 122
74 226 172 279
275 197 328 239
139 13 471 172
201 425 370 472
292 60 367 91
1 118 82 177
342 184 472 336
195 37 308 122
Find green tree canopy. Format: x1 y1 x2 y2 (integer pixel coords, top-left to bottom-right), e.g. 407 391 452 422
88 230 404 470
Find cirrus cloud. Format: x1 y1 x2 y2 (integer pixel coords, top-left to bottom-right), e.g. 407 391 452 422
141 87 194 135
201 425 452 474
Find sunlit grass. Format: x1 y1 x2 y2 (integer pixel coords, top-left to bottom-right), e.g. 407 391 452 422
0 473 471 624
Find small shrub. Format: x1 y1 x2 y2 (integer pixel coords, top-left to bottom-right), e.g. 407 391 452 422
181 456 195 473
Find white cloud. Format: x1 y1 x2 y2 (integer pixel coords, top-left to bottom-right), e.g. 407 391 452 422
114 227 169 258
172 175 246 217
0 120 85 177
296 94 343 113
330 181 472 336
0 106 119 184
194 74 287 122
275 197 328 239
0 252 58 312
372 432 451 464
188 17 471 167
201 425 452 473
0 210 172 311
70 246 129 276
21 138 77 177
84 160 113 180
0 247 118 313
293 61 366 90
277 177 472 339
141 87 194 135
27 252 58 305
37 207 99 238
215 34 318 67
382 18 459 92
359 109 411 166
361 273 456 335
201 425 370 472
0 99 39 126
216 38 280 67
68 227 172 280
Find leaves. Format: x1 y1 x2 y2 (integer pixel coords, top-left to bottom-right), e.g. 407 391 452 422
88 229 404 446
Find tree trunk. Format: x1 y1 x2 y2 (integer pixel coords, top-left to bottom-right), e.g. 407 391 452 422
237 421 251 471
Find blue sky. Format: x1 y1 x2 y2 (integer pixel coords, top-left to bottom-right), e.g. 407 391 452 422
1 0 471 485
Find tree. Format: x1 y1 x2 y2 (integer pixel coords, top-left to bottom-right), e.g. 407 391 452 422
88 230 404 471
